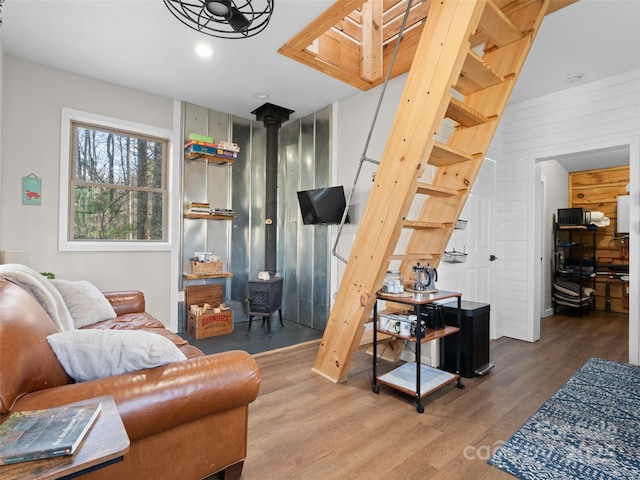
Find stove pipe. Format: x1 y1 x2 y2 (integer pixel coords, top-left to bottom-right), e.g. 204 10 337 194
251 103 294 277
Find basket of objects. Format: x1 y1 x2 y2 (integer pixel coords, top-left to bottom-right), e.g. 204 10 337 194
455 219 468 230
443 249 467 263
191 260 223 275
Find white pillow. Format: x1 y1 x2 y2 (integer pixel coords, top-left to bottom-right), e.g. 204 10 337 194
47 329 187 382
51 279 117 328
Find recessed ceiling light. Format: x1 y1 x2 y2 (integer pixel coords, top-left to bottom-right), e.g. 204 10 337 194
565 74 583 84
254 92 270 100
196 44 213 58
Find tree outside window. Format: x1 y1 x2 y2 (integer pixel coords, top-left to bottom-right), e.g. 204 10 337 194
70 122 167 242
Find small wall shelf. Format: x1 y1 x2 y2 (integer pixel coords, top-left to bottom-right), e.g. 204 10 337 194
184 213 235 220
183 272 234 280
185 151 235 164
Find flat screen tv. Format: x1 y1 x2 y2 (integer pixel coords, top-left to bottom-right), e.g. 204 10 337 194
297 186 350 225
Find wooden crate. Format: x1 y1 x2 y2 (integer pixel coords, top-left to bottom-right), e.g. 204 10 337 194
188 310 233 339
185 284 233 338
186 284 223 307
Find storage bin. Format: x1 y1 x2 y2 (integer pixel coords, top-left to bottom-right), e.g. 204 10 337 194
191 260 223 275
442 300 492 378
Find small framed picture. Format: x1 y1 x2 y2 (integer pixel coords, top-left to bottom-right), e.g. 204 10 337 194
22 175 42 206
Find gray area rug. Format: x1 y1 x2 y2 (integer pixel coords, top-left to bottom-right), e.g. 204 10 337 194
489 357 640 480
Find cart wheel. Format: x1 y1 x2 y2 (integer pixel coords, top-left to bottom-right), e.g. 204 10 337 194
416 404 424 414
457 380 466 389
372 385 380 394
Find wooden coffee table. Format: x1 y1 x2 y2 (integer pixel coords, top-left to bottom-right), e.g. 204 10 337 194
0 396 129 479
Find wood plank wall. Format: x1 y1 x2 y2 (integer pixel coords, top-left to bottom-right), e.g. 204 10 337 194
569 165 630 313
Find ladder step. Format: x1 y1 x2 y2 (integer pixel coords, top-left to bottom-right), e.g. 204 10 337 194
429 142 476 167
446 96 490 127
415 182 462 197
478 0 523 48
403 220 453 229
455 49 506 95
388 253 435 261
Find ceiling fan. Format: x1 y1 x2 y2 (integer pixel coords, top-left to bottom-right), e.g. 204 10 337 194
163 0 274 39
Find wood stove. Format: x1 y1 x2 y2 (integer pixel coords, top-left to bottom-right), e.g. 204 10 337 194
247 277 283 337
246 103 293 337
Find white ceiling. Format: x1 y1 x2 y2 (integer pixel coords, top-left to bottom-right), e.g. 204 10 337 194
2 0 639 169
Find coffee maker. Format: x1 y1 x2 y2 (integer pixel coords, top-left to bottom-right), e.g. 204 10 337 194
412 262 438 292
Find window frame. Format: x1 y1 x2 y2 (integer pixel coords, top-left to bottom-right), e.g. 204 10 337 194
59 108 176 251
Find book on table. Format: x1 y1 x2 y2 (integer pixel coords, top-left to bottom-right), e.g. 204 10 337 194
0 401 102 465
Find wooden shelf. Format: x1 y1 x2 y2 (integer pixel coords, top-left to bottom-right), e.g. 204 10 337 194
184 213 235 220
376 325 460 344
185 151 235 164
183 272 233 280
377 362 459 399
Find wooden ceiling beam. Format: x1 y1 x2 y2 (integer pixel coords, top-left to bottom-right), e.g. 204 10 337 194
360 0 384 82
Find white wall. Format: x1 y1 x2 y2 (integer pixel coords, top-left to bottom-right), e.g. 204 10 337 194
539 160 569 317
0 57 181 328
499 69 639 364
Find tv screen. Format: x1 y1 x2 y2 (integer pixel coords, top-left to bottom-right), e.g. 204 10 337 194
297 186 350 225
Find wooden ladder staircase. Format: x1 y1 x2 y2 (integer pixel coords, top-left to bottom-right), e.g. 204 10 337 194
312 0 558 383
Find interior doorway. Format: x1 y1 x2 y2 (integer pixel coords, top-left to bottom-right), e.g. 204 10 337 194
533 142 637 364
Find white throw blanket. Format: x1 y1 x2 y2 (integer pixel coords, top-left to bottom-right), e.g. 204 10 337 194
0 263 75 331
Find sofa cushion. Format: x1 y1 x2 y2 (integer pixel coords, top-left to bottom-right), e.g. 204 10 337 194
0 280 73 414
47 329 187 382
52 279 117 328
81 312 204 358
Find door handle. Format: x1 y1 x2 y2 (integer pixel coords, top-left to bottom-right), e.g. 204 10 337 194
489 255 498 261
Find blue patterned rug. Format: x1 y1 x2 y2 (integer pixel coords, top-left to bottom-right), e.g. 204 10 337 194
488 357 640 480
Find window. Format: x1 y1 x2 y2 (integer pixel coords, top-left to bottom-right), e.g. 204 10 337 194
60 109 175 251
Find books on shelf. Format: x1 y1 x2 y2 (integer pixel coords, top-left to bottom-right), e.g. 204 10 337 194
216 140 240 152
188 132 214 144
0 402 102 465
212 208 235 216
185 202 211 215
184 140 240 160
184 203 235 216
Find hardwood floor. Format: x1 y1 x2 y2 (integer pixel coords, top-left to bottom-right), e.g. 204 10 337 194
238 310 629 480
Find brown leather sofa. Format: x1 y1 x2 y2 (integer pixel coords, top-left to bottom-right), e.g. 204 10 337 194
0 278 261 480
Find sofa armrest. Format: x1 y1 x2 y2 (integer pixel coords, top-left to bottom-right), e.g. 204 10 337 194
103 290 145 316
10 350 261 441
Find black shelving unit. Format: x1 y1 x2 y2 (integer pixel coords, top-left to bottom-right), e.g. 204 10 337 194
553 225 597 314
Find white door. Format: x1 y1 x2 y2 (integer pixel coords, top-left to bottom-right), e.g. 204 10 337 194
438 158 497 337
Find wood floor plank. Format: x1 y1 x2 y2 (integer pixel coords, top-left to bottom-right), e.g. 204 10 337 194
230 311 629 479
